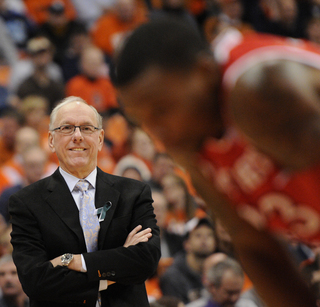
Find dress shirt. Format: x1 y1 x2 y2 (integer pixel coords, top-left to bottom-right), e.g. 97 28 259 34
59 167 108 292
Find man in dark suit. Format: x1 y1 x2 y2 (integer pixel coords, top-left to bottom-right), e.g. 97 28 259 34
9 96 161 307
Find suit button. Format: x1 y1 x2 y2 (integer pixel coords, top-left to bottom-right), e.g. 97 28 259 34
106 272 111 277
102 273 107 278
111 271 115 276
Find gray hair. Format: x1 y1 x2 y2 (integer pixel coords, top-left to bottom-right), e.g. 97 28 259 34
0 254 13 268
206 257 244 288
49 96 103 130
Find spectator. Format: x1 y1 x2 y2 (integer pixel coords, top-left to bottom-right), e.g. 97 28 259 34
102 108 133 162
37 0 87 66
0 146 49 223
148 153 175 190
8 36 63 98
152 189 184 258
0 108 22 167
203 0 253 43
60 26 92 82
160 217 216 304
65 46 118 113
70 0 115 29
0 127 40 189
91 0 148 58
161 173 197 235
186 256 244 307
0 0 35 52
15 36 65 111
24 0 77 25
0 254 29 307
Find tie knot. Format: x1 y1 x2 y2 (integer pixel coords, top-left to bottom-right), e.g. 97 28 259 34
74 180 90 192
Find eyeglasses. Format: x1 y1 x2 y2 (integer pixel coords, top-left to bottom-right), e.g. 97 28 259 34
51 124 100 135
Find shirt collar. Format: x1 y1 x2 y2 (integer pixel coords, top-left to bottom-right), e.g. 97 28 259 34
59 167 97 192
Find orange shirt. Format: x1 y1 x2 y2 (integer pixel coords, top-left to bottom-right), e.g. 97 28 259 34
24 0 77 24
65 75 118 113
91 11 147 56
0 137 14 167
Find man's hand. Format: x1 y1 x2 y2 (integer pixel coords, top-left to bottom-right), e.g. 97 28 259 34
123 225 152 247
50 225 152 269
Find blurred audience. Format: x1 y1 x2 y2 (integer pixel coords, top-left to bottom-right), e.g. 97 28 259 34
24 0 77 26
0 108 22 167
14 36 65 111
0 0 35 52
160 217 216 304
186 256 244 307
36 0 87 66
203 0 253 43
0 146 49 222
0 254 29 307
91 0 148 58
65 46 118 112
9 36 63 99
161 173 197 235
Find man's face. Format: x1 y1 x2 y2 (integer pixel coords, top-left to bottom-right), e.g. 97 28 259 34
0 261 23 298
48 102 104 178
185 225 216 258
210 269 243 307
119 66 222 154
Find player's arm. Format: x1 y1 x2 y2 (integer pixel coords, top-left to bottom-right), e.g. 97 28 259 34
173 152 317 307
229 60 320 171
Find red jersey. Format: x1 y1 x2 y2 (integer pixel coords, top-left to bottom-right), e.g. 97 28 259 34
201 29 320 244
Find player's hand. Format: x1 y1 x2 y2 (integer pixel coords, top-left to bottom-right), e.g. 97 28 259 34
123 225 152 247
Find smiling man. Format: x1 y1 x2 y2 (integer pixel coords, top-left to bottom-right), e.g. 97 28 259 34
9 96 160 307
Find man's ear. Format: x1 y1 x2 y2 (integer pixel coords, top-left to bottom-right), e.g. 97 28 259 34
98 129 104 152
48 132 55 153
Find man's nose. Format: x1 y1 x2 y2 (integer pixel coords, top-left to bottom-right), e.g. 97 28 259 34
73 127 83 139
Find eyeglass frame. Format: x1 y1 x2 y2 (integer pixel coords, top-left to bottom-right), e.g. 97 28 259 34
51 124 101 135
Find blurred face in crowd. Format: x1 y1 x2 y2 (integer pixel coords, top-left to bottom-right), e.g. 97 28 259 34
49 101 104 178
185 224 216 258
15 127 40 155
22 147 47 184
161 174 187 209
81 47 105 79
115 0 136 22
152 191 168 229
209 269 243 307
152 155 175 182
1 116 20 149
131 128 155 161
0 260 23 299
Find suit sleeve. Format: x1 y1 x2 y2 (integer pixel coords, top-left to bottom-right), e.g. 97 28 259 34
83 183 161 284
9 193 99 305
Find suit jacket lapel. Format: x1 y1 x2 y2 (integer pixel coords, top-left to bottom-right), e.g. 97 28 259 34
95 168 120 249
45 169 87 251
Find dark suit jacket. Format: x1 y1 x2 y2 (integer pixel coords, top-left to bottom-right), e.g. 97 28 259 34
9 168 161 307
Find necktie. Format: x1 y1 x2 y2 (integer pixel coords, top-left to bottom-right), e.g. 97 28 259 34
74 180 100 252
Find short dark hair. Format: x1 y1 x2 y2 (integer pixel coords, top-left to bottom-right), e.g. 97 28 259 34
115 17 210 86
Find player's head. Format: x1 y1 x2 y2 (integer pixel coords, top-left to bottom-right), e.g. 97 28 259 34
116 18 223 152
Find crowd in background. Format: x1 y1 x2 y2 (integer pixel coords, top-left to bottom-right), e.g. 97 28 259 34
0 0 319 306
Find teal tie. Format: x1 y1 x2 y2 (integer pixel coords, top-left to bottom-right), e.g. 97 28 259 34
74 180 100 252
